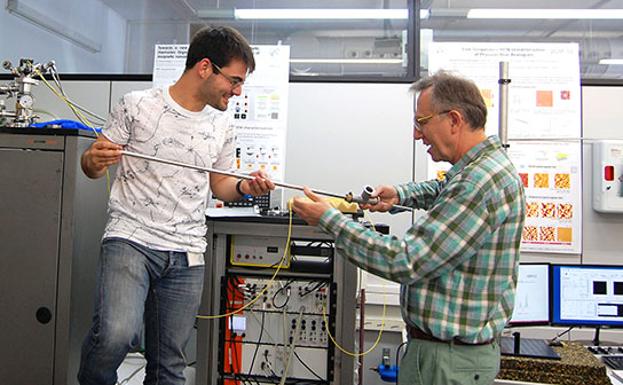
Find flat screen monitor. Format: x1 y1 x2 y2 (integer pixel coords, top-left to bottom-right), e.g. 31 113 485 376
508 263 550 326
552 264 623 327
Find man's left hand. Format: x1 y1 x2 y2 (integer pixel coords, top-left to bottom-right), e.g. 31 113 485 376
291 187 332 226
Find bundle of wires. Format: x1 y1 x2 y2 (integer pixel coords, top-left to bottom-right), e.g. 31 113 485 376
34 65 106 135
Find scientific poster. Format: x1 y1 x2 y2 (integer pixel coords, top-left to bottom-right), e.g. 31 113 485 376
507 142 581 253
428 42 582 253
152 44 187 89
231 45 290 182
153 44 290 182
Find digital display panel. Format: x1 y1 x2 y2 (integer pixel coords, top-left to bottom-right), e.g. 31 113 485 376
552 265 623 327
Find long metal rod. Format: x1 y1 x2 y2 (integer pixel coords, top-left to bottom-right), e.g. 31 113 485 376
121 150 344 198
498 61 510 148
122 150 413 212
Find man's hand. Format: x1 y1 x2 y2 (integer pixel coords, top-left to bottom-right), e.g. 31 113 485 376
81 136 122 179
359 185 399 212
241 170 275 196
291 187 332 226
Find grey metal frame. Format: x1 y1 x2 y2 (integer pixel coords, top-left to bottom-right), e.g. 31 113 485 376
196 218 358 385
0 129 109 385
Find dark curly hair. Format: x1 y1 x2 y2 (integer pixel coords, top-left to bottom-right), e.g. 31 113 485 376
185 25 255 73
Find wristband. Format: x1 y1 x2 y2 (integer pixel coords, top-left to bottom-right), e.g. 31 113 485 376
235 179 245 196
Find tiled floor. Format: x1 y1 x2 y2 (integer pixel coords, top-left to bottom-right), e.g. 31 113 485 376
116 353 195 385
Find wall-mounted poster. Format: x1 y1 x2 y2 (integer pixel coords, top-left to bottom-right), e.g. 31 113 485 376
428 42 582 253
153 44 290 183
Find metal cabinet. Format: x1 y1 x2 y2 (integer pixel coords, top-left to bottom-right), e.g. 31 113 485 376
196 217 361 385
0 128 109 385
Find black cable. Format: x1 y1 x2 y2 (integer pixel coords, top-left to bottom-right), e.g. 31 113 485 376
230 276 251 301
548 326 574 345
268 368 280 382
395 341 408 368
249 311 266 377
300 281 326 298
293 351 324 380
273 280 294 309
231 338 253 385
260 349 280 384
229 338 236 372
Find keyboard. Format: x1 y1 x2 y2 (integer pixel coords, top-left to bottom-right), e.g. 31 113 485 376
603 356 623 370
588 345 623 355
500 336 561 360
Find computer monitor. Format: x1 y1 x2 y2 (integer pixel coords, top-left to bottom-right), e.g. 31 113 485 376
552 264 623 327
508 263 551 326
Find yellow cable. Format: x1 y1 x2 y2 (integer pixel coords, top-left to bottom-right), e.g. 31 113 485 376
196 204 294 320
35 70 96 129
320 209 387 357
35 69 112 193
322 295 386 357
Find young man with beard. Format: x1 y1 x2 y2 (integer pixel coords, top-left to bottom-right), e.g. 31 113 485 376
78 26 274 385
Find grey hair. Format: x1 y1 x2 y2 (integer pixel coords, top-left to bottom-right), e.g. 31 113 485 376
410 70 487 129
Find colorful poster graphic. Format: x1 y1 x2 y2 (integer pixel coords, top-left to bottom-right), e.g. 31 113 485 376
427 42 582 253
508 142 582 253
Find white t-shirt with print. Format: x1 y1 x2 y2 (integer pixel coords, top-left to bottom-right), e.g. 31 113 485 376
102 87 235 254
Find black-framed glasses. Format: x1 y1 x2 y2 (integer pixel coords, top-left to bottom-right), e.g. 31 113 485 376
211 62 245 89
413 110 452 131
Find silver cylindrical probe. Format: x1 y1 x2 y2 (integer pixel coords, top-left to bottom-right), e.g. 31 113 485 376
345 185 412 212
121 150 413 212
361 185 375 201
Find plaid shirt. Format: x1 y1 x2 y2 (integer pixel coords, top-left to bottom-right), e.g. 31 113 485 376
318 136 525 343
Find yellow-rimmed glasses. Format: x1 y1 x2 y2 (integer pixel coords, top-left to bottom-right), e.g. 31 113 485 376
211 62 245 89
413 110 452 131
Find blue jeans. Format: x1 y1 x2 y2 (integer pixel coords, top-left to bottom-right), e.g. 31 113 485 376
78 238 205 385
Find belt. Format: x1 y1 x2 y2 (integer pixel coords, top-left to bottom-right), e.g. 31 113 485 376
407 325 493 346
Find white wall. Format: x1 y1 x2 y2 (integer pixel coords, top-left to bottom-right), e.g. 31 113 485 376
284 83 414 235
0 0 127 73
285 82 413 311
21 80 623 268
581 86 623 264
125 21 190 73
17 80 623 264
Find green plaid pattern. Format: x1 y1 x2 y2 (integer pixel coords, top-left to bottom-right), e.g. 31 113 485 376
319 136 525 344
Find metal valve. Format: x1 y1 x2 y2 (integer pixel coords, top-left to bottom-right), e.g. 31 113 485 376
1 57 55 127
345 185 380 205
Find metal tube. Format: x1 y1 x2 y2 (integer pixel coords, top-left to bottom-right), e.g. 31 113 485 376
121 150 414 212
498 61 511 148
122 150 344 199
358 288 365 385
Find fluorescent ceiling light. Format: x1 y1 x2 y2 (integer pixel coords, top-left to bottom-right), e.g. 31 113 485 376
198 8 431 20
234 8 409 20
467 8 623 19
290 58 403 64
599 59 623 65
7 0 101 53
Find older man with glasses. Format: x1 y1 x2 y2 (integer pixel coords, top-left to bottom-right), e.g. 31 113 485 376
78 25 274 385
292 70 526 385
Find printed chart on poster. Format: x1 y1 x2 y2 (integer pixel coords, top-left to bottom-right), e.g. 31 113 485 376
153 44 290 182
232 45 290 182
427 42 582 253
507 143 581 253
